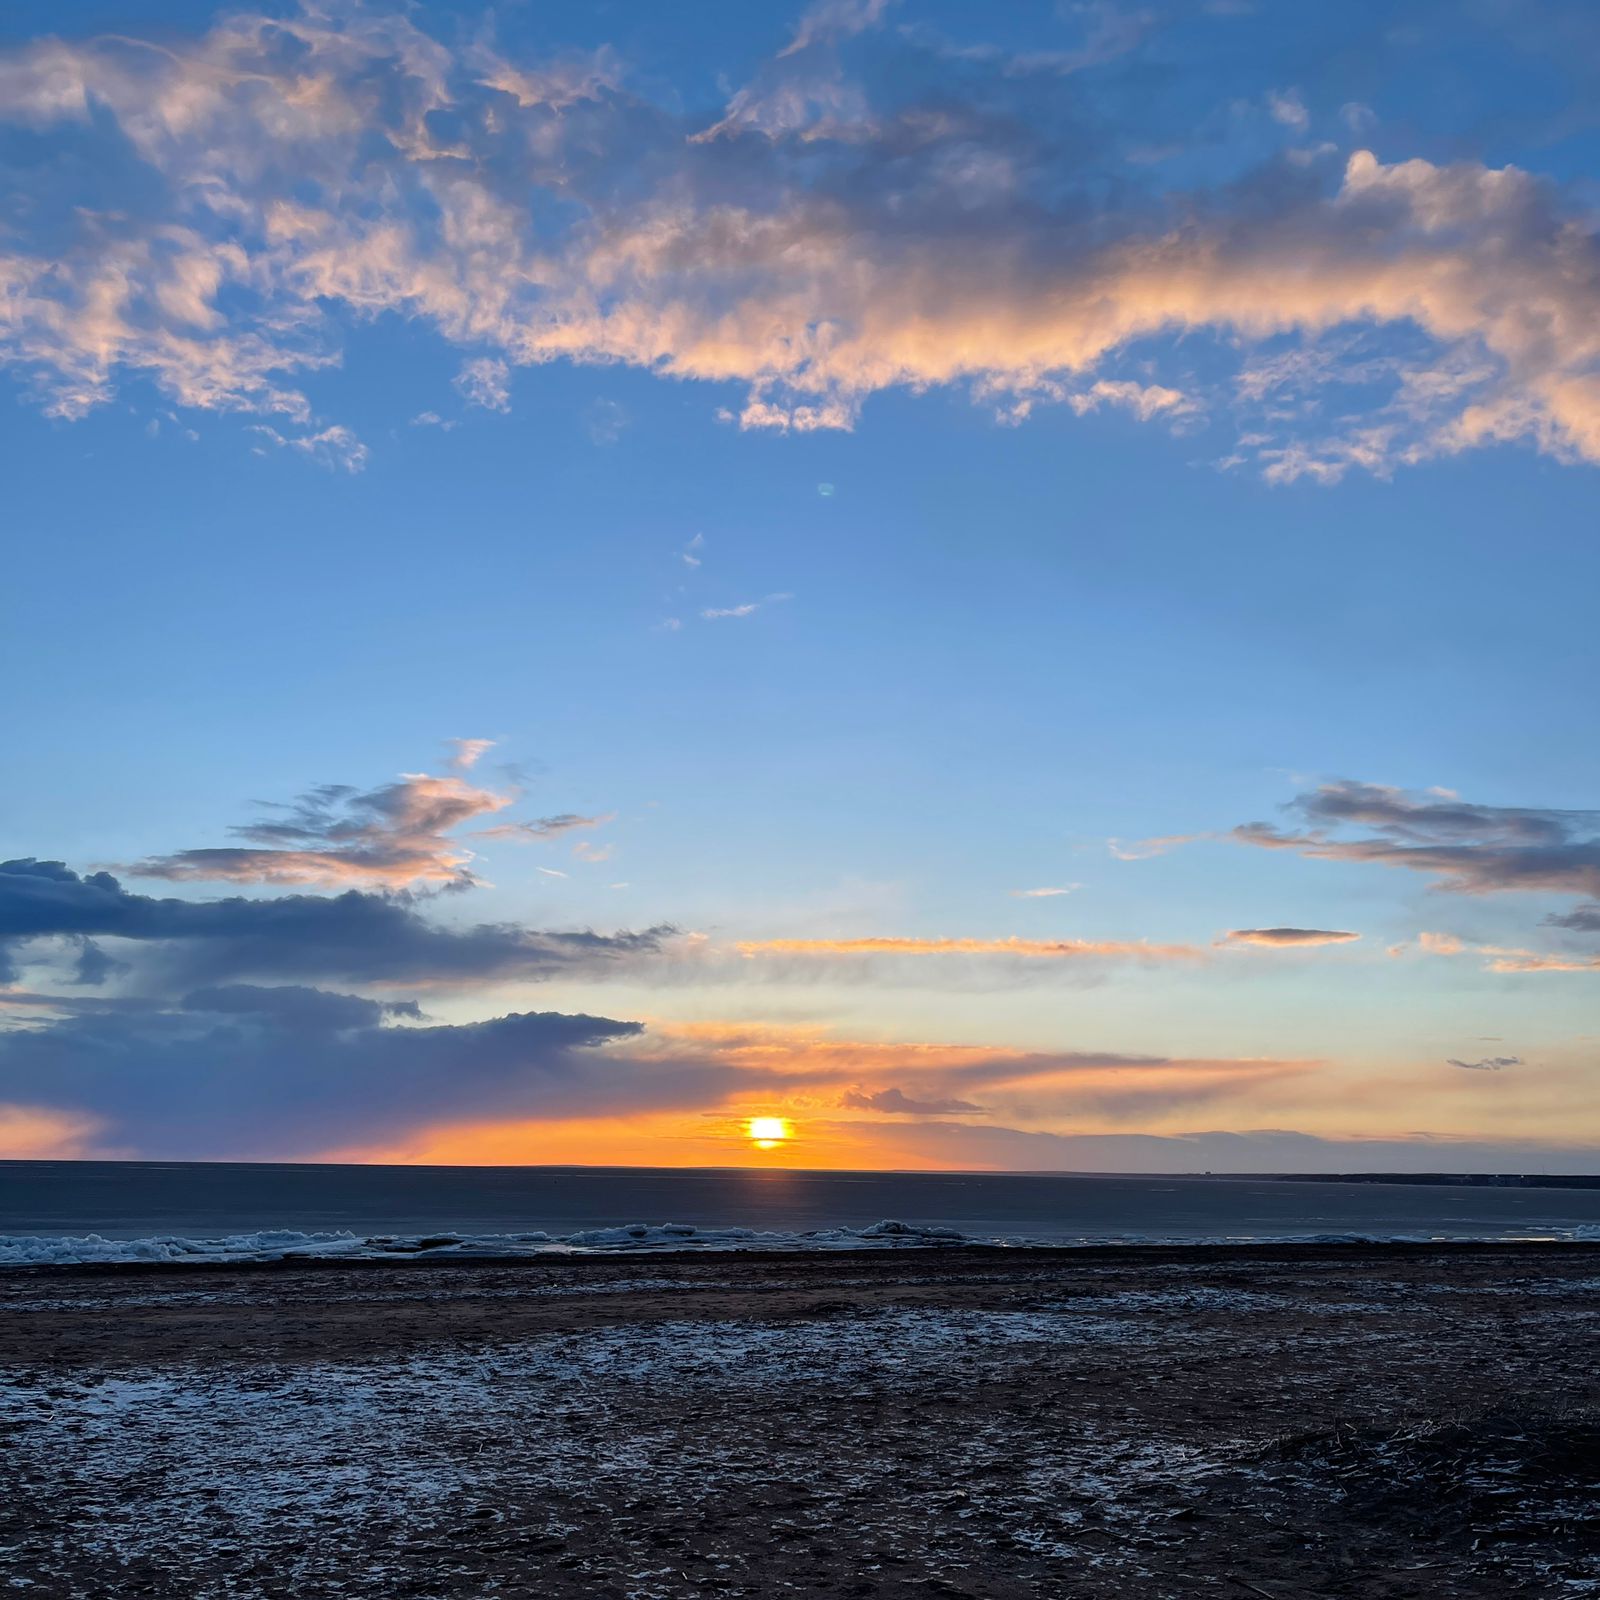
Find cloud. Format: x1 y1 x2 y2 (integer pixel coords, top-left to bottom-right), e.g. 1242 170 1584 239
0 992 668 1156
1010 885 1078 898
445 738 495 771
1108 834 1203 860
1234 780 1600 899
69 937 129 986
127 769 514 888
5 9 1600 477
180 983 421 1031
0 1102 105 1159
735 934 1204 960
1478 948 1600 974
455 356 511 412
839 1085 983 1115
1448 1055 1521 1072
479 812 616 841
249 423 368 472
700 592 795 620
0 858 674 990
1547 905 1600 934
1410 928 1600 975
1267 88 1309 133
637 1019 1311 1123
780 0 896 58
1221 927 1360 947
584 397 628 444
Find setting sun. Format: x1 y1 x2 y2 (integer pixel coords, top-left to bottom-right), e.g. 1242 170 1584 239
746 1116 791 1151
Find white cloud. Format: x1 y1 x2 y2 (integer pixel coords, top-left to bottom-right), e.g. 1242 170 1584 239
249 423 368 473
1267 88 1309 133
455 356 511 412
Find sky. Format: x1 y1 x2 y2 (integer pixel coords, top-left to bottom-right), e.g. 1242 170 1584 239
2 0 1599 1173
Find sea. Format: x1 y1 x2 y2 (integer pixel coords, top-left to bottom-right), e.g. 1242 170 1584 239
3 1160 1600 1266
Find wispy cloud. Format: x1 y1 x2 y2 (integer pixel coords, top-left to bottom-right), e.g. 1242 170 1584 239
1220 927 1360 947
1010 885 1079 898
249 424 368 473
583 397 627 444
445 738 495 771
735 935 1204 960
701 593 793 620
454 356 511 412
839 1085 983 1116
1448 1055 1520 1072
1108 834 1203 861
480 812 616 841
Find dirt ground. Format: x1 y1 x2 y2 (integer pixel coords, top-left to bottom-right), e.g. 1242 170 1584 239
2 1242 1597 1598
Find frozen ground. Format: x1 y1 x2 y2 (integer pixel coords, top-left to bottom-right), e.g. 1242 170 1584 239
1 1244 1597 1597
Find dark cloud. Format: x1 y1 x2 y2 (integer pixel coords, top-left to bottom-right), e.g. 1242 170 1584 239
1222 927 1361 947
68 938 129 988
839 1085 985 1115
0 858 674 989
1235 781 1600 899
0 991 759 1156
1447 1056 1521 1072
180 984 422 1032
1546 905 1600 934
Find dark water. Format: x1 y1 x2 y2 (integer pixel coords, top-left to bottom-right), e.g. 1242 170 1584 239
5 1160 1600 1249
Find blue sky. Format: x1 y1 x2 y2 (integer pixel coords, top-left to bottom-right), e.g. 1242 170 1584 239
2 0 1598 1170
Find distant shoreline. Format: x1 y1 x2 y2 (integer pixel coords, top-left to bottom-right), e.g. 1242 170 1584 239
1222 1170 1600 1189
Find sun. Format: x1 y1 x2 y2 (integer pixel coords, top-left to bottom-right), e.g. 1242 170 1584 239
746 1116 791 1151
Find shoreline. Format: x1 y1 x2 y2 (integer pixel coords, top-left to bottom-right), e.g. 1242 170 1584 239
7 1231 1600 1277
5 1241 1598 1595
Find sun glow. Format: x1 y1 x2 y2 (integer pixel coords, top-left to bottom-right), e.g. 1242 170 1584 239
746 1116 791 1151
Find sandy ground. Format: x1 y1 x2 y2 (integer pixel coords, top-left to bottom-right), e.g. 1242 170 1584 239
1 1243 1598 1598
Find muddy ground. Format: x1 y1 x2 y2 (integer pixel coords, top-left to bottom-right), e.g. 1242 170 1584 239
1 1243 1597 1598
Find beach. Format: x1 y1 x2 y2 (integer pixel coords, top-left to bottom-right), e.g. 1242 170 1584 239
3 1242 1598 1597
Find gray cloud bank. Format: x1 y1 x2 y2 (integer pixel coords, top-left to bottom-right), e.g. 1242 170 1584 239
0 859 672 990
0 990 698 1156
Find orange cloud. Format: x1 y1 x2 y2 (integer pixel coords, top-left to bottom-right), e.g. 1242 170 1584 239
1413 930 1600 973
326 1018 1319 1167
734 935 1204 960
1481 948 1600 974
0 1102 104 1158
